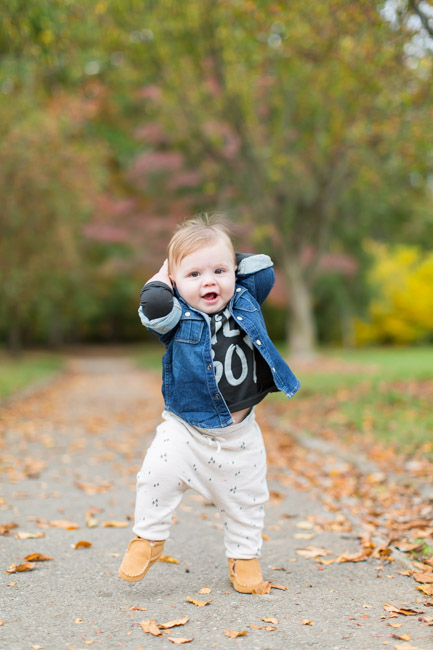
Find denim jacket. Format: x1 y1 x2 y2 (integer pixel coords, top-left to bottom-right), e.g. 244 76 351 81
138 254 300 428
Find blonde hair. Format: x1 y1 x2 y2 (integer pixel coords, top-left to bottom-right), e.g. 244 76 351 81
167 213 235 271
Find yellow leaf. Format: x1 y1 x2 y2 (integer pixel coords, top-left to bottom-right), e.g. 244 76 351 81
168 638 193 645
296 546 330 559
24 553 53 562
140 620 162 636
270 583 289 591
185 597 211 607
101 521 128 528
416 584 433 596
50 520 79 530
16 531 45 540
130 606 147 612
6 562 36 574
262 617 279 625
197 586 211 594
301 619 313 626
225 630 248 638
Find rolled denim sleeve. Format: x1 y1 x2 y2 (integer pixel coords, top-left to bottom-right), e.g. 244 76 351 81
236 253 275 304
138 298 182 335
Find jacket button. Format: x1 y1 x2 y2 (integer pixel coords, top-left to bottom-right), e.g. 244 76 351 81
236 287 241 292
256 339 262 346
237 316 243 321
185 312 191 317
272 367 276 372
207 364 212 370
215 394 220 399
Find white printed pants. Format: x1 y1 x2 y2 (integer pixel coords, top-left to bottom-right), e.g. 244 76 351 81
133 410 269 559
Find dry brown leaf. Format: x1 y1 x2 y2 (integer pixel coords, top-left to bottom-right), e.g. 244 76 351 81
24 553 53 562
74 480 112 495
262 617 279 624
185 597 211 607
250 624 263 630
167 638 193 645
336 551 369 563
296 546 330 559
6 562 36 574
130 606 147 612
413 572 433 584
416 584 433 596
0 621 4 626
265 626 277 632
73 541 92 550
270 583 289 591
101 521 128 528
16 531 45 540
50 520 79 530
0 523 18 536
140 619 162 636
387 622 403 628
225 629 248 638
159 616 189 629
384 604 423 616
197 586 211 594
392 634 412 641
158 555 180 564
301 619 313 625
394 644 429 650
262 533 270 541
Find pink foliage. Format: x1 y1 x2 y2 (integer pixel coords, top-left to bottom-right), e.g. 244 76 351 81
83 223 130 243
130 151 185 179
137 85 162 102
301 247 358 275
167 170 202 190
134 123 168 144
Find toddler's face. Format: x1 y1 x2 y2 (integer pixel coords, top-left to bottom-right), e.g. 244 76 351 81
170 239 236 314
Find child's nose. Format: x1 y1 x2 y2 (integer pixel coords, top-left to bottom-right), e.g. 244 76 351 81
203 273 216 285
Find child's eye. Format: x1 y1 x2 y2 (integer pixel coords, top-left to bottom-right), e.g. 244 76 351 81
215 268 225 274
190 271 200 278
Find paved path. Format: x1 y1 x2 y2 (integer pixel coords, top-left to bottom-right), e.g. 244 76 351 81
1 354 431 650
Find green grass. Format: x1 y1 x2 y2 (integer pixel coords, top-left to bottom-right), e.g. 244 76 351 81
0 352 63 400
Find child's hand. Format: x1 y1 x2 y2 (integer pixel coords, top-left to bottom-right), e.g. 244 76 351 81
146 259 173 288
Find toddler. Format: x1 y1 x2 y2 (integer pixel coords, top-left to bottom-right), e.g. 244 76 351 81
119 214 300 593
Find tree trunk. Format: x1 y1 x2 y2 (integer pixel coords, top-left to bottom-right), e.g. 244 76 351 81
7 321 22 358
282 257 316 359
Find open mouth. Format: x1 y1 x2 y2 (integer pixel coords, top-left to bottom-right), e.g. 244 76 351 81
202 292 218 302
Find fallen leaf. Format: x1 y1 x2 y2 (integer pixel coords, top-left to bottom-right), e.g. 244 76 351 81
413 572 433 584
225 629 248 638
167 638 193 645
24 553 53 562
75 480 112 495
50 520 79 530
0 621 3 626
387 623 403 628
16 531 45 540
185 597 211 607
262 534 270 541
250 624 263 630
197 586 211 594
75 618 83 624
296 521 315 530
101 521 128 528
391 634 412 641
270 583 289 591
6 562 36 574
0 523 18 536
73 541 92 550
262 617 279 624
416 584 433 596
159 616 189 629
130 607 147 612
384 604 423 616
8 582 17 586
394 644 429 650
140 620 162 636
301 619 313 625
296 546 331 559
158 555 180 564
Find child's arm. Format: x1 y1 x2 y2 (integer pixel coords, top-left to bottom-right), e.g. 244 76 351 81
235 253 275 305
138 260 182 337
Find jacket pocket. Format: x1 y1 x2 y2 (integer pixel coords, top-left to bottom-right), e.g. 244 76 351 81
174 320 204 344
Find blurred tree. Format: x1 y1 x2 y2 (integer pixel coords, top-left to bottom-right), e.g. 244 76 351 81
0 111 105 354
116 0 433 356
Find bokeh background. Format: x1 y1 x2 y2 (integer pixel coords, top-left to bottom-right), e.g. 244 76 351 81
1 0 433 359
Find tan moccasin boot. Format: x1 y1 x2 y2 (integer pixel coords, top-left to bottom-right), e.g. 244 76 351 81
118 537 165 582
228 558 270 594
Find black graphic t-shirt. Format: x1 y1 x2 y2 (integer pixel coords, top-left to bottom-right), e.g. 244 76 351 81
210 308 276 411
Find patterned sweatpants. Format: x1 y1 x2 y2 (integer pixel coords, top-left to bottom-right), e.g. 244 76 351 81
133 409 269 559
